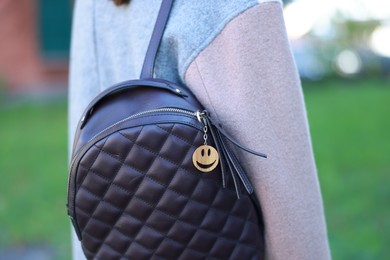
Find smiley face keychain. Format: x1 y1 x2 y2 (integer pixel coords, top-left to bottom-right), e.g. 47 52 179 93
192 113 219 173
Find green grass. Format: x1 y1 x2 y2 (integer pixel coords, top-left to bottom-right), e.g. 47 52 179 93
303 78 390 259
0 100 70 259
0 77 389 259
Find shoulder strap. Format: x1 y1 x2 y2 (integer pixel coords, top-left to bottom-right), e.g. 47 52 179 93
140 0 174 79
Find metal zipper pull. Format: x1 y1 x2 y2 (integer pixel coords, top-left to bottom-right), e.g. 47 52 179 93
192 111 220 173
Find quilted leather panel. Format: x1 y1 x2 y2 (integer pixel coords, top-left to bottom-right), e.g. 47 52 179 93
73 122 264 259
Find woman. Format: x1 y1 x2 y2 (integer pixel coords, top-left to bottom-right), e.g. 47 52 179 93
69 0 331 259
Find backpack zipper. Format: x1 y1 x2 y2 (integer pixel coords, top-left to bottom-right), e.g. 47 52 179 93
67 107 204 216
89 108 203 142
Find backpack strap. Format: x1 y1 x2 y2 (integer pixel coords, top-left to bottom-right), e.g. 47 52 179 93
140 0 174 79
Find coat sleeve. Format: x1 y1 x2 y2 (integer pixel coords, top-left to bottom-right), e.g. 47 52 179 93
184 2 331 259
68 0 100 259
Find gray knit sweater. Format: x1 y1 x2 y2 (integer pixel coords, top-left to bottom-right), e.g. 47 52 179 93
69 0 331 259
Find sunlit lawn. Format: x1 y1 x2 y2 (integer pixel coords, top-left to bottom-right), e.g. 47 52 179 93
304 77 390 259
0 99 70 259
0 77 389 259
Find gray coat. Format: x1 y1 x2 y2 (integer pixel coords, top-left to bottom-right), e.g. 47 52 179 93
69 0 330 259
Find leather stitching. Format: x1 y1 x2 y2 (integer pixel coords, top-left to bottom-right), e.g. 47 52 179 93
74 123 262 257
82 126 144 255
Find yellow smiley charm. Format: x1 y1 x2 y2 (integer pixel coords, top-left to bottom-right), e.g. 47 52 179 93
192 145 219 173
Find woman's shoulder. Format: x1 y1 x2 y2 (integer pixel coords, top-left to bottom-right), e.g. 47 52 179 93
163 0 283 79
71 0 284 86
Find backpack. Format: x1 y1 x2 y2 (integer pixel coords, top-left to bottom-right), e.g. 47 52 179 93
67 0 267 258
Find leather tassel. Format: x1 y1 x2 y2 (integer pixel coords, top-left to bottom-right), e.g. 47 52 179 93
205 111 267 158
218 132 253 194
216 129 243 198
204 116 228 188
202 111 267 198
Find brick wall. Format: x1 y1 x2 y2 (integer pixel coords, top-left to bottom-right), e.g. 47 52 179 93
0 0 68 92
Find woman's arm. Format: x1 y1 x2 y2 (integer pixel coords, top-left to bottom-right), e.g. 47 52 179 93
68 0 100 259
184 2 331 259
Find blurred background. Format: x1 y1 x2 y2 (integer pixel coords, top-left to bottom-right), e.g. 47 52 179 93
0 0 388 259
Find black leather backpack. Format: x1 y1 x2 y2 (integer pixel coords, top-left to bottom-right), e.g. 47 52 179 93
67 0 267 258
